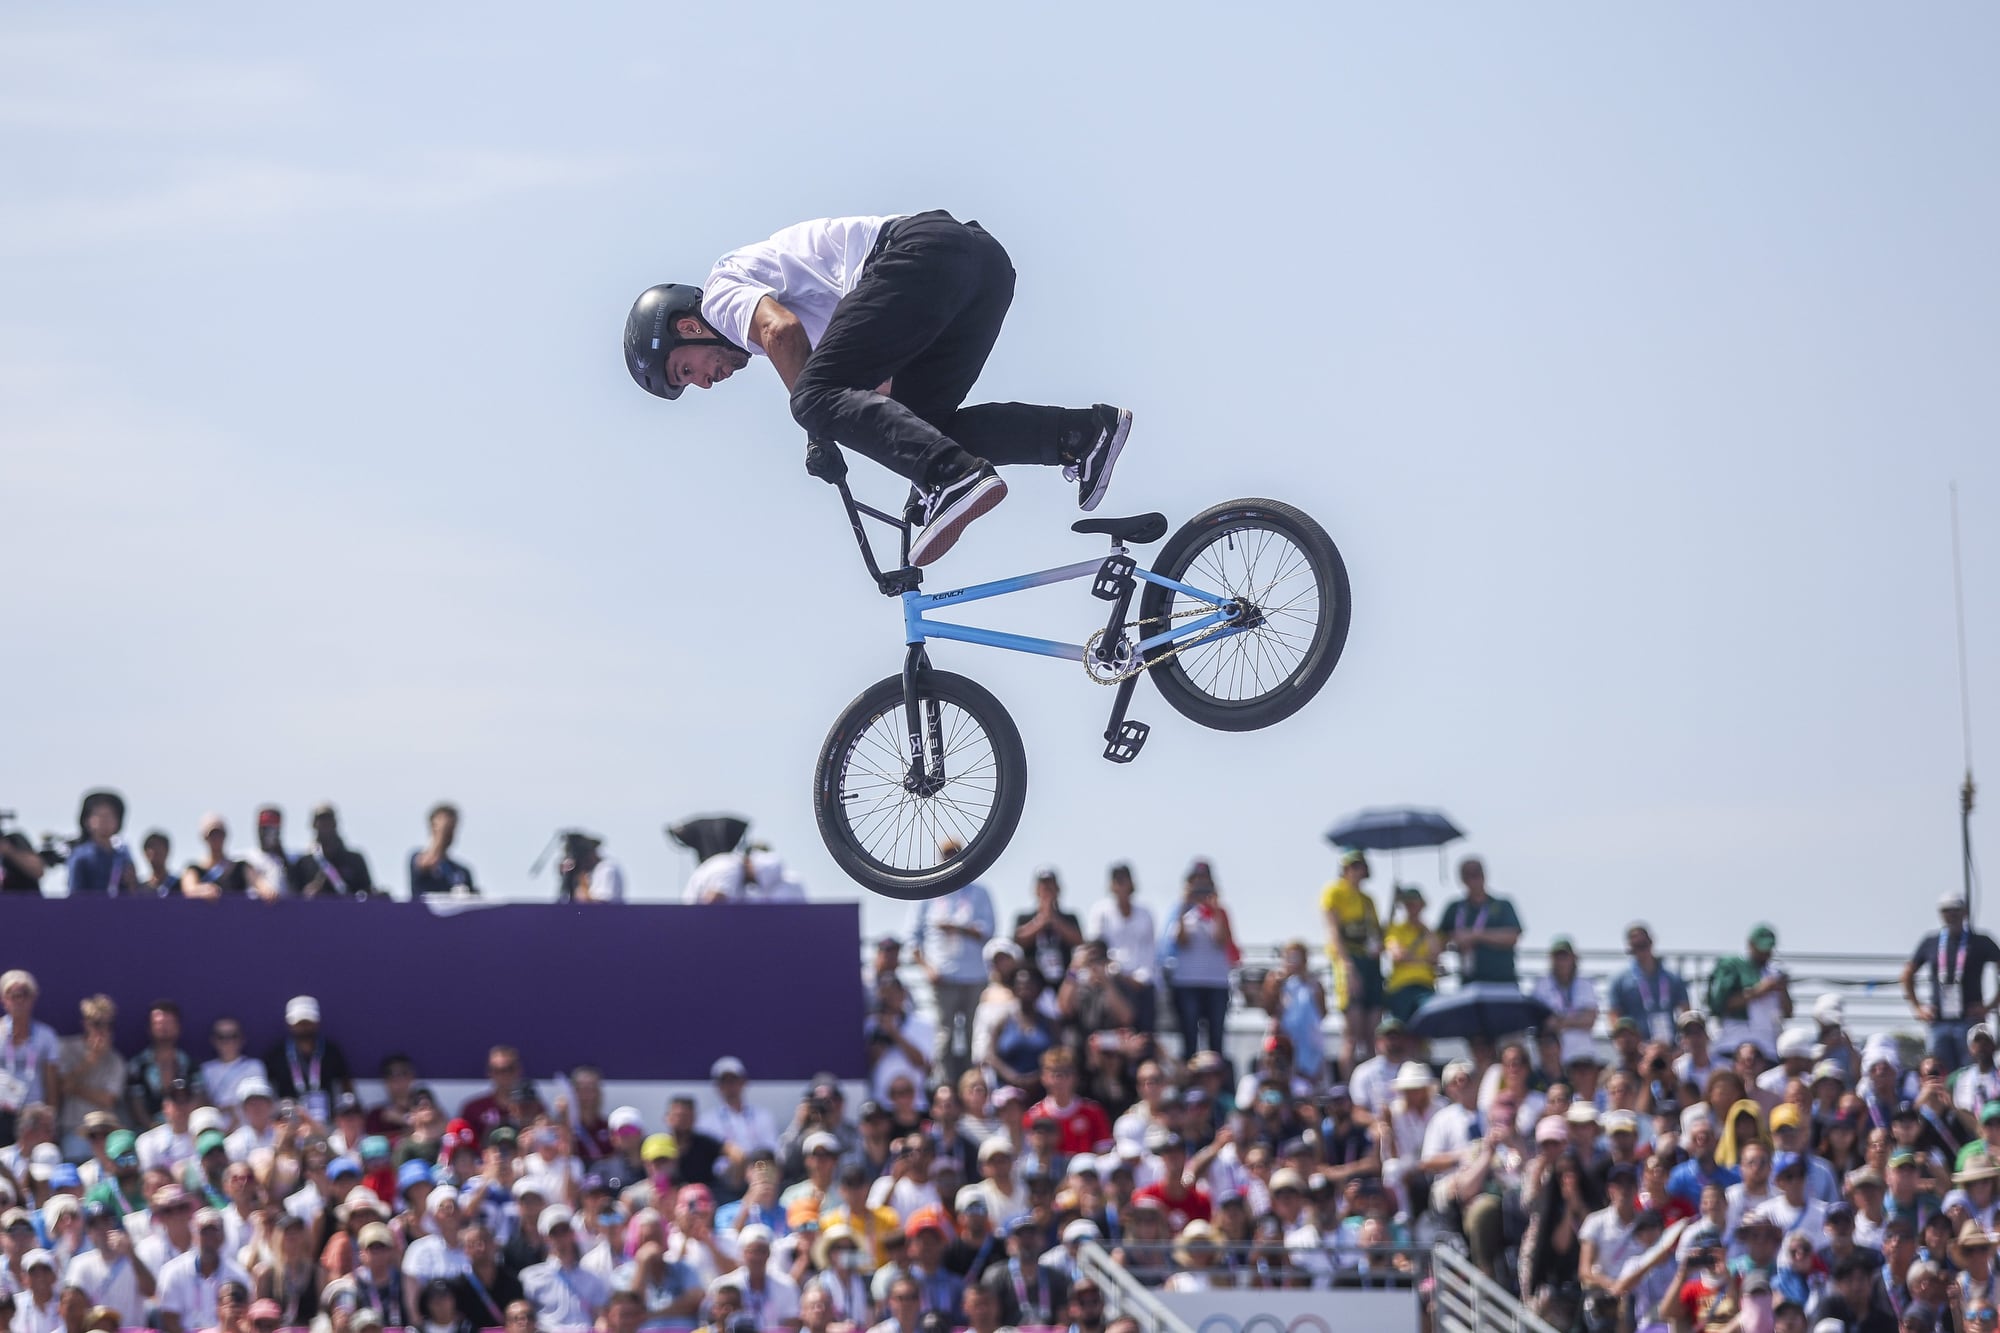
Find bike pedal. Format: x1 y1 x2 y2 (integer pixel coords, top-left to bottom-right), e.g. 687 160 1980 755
1092 554 1137 601
1102 720 1150 764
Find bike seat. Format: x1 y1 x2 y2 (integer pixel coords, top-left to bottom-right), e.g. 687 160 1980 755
1072 512 1168 545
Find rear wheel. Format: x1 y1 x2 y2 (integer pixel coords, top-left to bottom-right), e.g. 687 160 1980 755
813 669 1027 900
1138 498 1350 731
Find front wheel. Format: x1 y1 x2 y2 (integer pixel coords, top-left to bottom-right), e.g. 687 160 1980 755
1138 498 1351 731
813 669 1028 900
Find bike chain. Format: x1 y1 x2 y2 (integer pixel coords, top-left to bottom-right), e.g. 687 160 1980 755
1083 605 1238 686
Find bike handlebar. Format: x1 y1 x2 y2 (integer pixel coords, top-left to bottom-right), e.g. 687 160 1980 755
806 437 918 595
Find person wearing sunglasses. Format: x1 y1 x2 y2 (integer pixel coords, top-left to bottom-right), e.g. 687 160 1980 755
199 1019 261 1130
55 997 123 1160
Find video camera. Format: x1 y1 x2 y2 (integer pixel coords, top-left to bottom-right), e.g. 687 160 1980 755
0 810 68 866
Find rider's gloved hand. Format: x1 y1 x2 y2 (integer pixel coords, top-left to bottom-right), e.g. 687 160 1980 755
804 437 847 483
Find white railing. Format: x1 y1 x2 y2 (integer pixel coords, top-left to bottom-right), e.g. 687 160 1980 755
1432 1244 1564 1333
1076 1238 1196 1333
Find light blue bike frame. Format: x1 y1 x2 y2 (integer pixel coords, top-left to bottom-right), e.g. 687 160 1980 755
902 555 1246 661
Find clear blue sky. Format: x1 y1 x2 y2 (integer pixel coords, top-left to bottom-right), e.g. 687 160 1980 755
5 4 1996 955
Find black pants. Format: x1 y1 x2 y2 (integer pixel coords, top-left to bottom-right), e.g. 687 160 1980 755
789 210 1102 487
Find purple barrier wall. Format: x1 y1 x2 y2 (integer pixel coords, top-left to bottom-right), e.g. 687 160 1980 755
0 899 866 1080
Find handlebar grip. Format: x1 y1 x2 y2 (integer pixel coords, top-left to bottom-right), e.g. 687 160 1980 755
804 437 848 483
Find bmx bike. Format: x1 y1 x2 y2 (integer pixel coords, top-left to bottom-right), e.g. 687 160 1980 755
805 439 1351 901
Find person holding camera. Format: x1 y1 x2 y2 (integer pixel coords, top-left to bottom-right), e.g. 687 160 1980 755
1657 1222 1734 1333
409 804 477 898
1451 1092 1531 1280
780 1082 858 1182
0 814 47 895
1165 862 1237 1061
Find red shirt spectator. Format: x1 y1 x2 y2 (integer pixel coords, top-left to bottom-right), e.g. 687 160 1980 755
1025 1096 1112 1156
1025 1051 1112 1154
1130 1178 1211 1232
459 1045 524 1144
1130 1130 1211 1231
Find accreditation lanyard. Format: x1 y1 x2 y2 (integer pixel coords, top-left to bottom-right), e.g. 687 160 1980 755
1942 932 1971 985
0 1020 34 1078
314 847 349 894
1008 1258 1046 1322
463 1268 504 1326
287 1042 323 1093
1635 966 1672 1014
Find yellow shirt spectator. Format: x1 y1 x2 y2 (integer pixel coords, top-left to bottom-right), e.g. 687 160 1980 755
815 1201 904 1270
1321 871 1383 1013
1321 878 1382 958
1384 919 1438 992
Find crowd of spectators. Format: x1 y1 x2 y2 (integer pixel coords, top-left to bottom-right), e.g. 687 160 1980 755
0 793 812 905
6 789 1998 1333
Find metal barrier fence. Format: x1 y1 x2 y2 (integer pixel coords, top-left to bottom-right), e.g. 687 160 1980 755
1229 942 1919 1045
1101 1239 1430 1291
883 936 1920 1061
1433 1244 1564 1333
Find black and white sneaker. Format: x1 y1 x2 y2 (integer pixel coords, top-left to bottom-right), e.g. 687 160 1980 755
1065 405 1133 512
908 465 1008 567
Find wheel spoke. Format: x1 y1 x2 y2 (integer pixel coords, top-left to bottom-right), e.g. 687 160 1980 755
1159 520 1331 707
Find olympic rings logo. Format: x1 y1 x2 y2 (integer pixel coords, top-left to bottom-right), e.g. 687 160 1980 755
1196 1315 1336 1333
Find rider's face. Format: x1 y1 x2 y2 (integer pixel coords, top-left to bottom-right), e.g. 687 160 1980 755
668 318 749 391
668 342 746 390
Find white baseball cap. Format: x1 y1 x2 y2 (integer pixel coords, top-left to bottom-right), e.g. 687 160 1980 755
608 1106 645 1134
710 1056 747 1080
982 938 1023 964
1392 1061 1437 1091
285 996 321 1025
1777 1027 1816 1060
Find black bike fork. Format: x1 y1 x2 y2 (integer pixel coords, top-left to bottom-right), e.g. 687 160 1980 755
901 644 939 790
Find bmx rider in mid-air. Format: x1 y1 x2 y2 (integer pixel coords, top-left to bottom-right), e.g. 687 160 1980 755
623 210 1133 567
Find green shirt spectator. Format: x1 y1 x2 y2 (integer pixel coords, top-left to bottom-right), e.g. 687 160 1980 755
1437 858 1522 984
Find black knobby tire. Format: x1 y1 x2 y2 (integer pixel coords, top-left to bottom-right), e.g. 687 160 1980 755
1137 498 1350 732
813 669 1028 901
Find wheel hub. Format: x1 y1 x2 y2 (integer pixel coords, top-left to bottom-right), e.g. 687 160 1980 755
1228 598 1266 629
